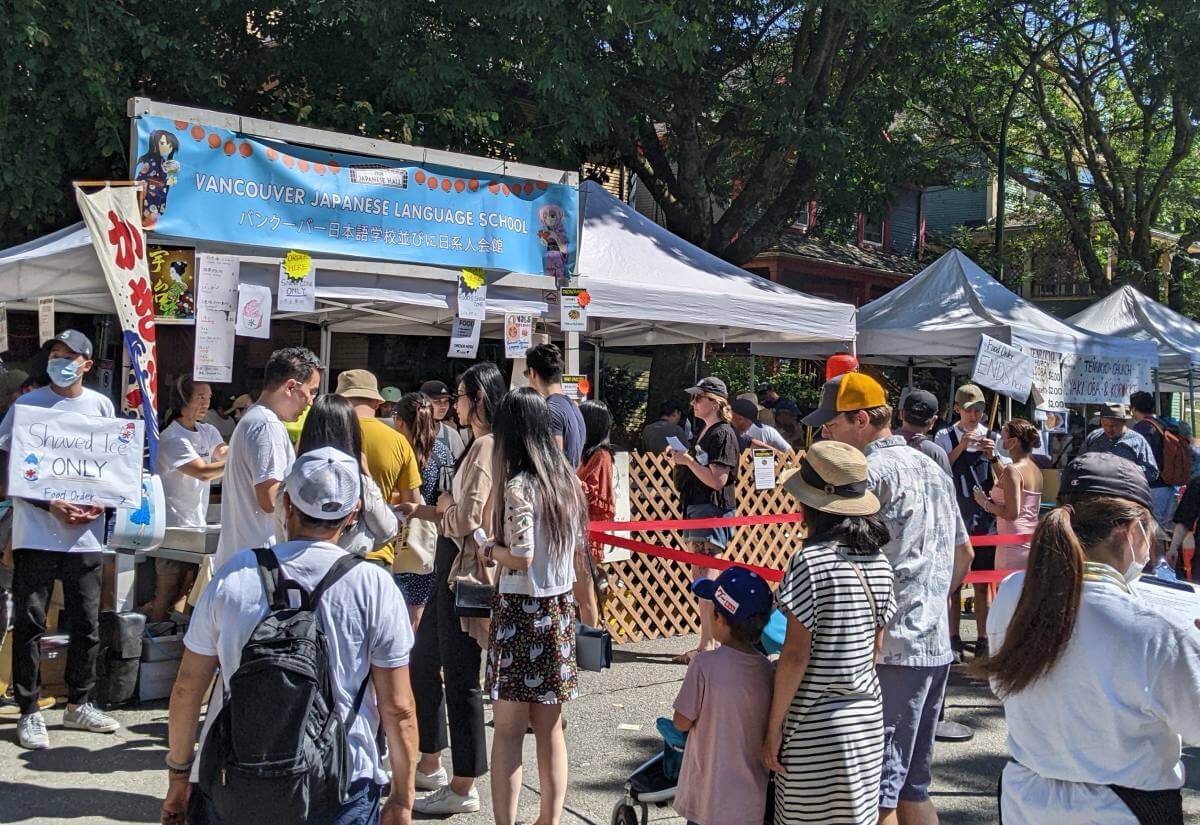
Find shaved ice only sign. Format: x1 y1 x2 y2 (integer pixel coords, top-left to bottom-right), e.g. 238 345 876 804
9 407 145 507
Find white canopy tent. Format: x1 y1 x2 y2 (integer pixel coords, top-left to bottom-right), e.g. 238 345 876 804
1069 285 1200 385
756 248 1158 368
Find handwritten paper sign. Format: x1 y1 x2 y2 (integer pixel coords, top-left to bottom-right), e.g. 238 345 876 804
448 317 481 359
503 313 534 359
194 254 239 383
277 251 316 312
38 297 55 344
236 283 272 339
1062 354 1153 405
0 304 8 354
753 449 777 491
972 334 1034 402
559 288 590 333
9 406 145 507
457 269 487 321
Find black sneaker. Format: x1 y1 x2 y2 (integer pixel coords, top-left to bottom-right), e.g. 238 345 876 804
950 636 965 665
974 638 989 659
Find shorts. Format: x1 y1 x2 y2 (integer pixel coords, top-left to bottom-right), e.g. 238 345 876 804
971 546 995 571
682 504 735 553
878 663 950 808
1150 485 1177 535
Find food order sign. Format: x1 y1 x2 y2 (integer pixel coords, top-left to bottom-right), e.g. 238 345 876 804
8 407 145 508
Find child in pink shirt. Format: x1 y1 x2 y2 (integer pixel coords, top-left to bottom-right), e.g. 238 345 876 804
672 566 774 825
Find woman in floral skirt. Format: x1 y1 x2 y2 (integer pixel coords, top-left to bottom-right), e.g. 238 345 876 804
484 387 588 825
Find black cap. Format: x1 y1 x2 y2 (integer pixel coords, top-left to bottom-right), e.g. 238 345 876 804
730 398 759 423
47 329 93 360
756 382 774 394
1060 452 1153 510
686 377 728 399
901 389 939 425
419 380 451 398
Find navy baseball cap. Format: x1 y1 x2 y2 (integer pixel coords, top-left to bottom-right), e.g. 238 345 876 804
1060 452 1153 510
692 566 772 626
46 329 93 360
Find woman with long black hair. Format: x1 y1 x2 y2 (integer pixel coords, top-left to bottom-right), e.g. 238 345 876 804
983 452 1200 824
409 362 506 816
484 387 587 825
284 393 396 557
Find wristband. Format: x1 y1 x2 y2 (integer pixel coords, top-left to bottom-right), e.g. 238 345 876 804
165 753 194 772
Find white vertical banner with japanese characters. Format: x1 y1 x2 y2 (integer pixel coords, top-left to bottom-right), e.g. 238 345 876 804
37 297 55 344
74 184 160 465
194 255 240 382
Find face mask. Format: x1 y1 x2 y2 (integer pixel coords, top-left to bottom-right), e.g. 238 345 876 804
47 357 80 388
1123 520 1150 583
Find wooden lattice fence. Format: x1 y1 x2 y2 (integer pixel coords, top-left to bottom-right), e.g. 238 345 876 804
601 449 806 643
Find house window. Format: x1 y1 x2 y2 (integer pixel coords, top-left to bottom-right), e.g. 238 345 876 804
862 215 883 246
795 203 809 229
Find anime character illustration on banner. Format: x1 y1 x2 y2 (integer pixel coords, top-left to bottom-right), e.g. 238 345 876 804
135 129 182 228
538 204 570 284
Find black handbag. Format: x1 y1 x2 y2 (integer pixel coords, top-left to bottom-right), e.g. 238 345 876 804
453 579 494 618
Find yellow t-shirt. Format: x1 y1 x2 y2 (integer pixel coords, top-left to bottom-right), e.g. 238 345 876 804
359 417 422 565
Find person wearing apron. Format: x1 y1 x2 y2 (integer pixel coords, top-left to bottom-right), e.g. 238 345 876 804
983 452 1200 825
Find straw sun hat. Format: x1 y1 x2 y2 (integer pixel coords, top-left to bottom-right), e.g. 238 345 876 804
782 441 879 516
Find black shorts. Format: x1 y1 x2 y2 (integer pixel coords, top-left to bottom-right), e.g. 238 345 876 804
971 546 995 572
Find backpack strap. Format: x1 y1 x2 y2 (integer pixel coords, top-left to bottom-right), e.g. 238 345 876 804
252 546 291 611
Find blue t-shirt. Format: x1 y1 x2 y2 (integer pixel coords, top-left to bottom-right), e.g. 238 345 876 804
547 393 585 469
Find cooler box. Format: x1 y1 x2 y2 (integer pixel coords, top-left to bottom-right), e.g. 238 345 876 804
139 628 186 702
94 611 145 709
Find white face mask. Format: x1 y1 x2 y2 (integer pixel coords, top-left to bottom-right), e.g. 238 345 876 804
1123 520 1151 583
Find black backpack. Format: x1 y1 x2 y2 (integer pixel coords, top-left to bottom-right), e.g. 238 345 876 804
198 547 371 824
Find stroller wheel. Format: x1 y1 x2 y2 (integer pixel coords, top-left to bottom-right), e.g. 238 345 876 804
611 803 640 825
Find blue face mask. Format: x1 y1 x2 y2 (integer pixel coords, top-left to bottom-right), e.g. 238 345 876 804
47 357 81 388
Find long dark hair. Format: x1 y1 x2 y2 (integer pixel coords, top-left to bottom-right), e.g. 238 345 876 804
459 362 506 431
163 375 207 428
976 494 1150 696
298 394 363 469
490 388 587 559
396 392 438 466
136 129 180 165
802 504 890 556
579 399 613 462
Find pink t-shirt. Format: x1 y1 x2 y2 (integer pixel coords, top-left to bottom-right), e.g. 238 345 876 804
673 645 774 825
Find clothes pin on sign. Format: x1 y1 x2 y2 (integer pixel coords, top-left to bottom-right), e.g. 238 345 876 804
753 449 776 491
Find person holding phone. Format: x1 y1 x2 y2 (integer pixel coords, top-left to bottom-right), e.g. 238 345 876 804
670 377 739 664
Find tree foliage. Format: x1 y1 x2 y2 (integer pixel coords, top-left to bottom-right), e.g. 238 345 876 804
915 0 1200 298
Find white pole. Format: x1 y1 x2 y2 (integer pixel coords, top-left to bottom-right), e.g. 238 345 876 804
565 331 580 375
319 324 332 394
1153 368 1162 415
592 340 602 401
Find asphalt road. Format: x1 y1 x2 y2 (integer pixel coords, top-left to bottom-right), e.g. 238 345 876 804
1 633 1197 824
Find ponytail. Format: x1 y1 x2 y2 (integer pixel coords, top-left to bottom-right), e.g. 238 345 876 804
976 495 1149 696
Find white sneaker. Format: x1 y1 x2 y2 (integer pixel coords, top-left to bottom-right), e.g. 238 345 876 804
62 702 120 733
412 785 481 814
415 765 449 791
17 712 49 750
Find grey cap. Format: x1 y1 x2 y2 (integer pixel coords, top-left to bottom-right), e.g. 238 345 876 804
48 329 93 360
285 447 361 521
686 376 729 399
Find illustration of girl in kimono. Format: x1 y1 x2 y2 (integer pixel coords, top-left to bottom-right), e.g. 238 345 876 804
135 130 181 228
537 204 570 284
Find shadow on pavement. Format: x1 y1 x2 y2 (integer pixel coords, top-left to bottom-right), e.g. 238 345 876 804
15 735 165 774
0 781 160 823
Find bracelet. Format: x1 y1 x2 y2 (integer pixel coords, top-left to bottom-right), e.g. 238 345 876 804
165 753 194 772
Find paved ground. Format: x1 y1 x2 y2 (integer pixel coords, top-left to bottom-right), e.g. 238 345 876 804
1 631 1197 824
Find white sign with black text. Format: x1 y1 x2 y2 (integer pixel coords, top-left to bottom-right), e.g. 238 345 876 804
38 297 55 344
448 317 481 359
972 334 1034 402
753 449 777 491
194 254 239 383
8 406 145 508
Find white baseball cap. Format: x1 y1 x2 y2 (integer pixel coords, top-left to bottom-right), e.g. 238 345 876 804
284 447 361 521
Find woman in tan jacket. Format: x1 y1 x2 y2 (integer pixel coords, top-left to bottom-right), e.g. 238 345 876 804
409 362 506 816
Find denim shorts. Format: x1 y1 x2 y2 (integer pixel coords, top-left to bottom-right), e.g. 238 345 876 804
682 504 735 553
878 663 950 808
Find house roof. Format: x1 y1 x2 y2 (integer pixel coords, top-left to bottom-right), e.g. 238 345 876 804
757 231 926 276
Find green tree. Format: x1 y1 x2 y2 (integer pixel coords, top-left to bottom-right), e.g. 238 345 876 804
916 0 1200 297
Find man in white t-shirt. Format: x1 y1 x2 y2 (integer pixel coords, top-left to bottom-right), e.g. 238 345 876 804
213 347 320 573
730 398 792 452
0 330 121 750
161 447 418 824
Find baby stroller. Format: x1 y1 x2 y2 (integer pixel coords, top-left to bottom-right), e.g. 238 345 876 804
610 717 685 825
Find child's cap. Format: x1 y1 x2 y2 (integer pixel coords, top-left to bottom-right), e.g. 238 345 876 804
692 566 772 625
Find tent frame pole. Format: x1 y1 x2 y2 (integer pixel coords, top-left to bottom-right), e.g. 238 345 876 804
319 324 332 394
1154 369 1161 415
1190 368 1197 436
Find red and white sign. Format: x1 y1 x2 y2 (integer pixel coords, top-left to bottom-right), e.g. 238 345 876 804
74 184 159 464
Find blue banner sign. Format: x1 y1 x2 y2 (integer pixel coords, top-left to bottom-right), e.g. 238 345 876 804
133 115 577 276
